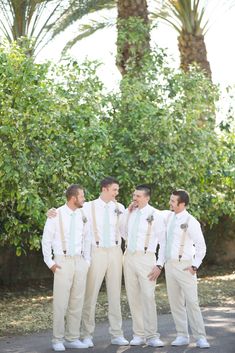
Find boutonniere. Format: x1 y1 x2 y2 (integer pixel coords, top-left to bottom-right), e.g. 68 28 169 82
180 223 188 230
114 208 123 216
146 214 154 224
82 216 88 224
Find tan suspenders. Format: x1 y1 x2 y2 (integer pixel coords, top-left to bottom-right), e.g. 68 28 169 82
178 215 190 261
144 210 155 253
91 201 100 246
126 208 155 253
166 212 191 261
114 201 121 245
58 208 86 255
58 209 67 254
91 201 121 247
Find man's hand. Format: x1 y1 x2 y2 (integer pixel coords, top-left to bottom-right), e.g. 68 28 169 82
147 266 162 281
47 208 57 218
128 202 138 212
50 264 61 273
183 266 197 275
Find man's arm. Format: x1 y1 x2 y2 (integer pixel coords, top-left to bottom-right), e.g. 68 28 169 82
41 217 61 272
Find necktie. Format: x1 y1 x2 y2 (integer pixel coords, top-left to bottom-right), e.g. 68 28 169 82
103 204 110 247
68 212 76 256
165 214 176 260
128 209 141 252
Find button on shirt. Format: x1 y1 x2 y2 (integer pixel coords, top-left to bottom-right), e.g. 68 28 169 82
163 210 206 268
83 198 125 247
122 204 166 266
42 204 91 269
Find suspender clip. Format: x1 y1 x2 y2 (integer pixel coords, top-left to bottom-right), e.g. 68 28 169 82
96 241 99 247
115 241 118 245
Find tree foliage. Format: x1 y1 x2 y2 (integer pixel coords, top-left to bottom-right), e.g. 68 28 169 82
0 44 234 256
0 43 109 254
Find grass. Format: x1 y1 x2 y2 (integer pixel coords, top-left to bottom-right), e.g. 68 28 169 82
0 263 234 337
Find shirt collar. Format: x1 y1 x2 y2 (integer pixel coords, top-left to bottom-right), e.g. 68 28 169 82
175 209 188 220
98 197 113 208
64 203 79 216
137 203 150 215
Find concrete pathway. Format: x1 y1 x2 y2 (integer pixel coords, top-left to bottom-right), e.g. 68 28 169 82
0 307 234 353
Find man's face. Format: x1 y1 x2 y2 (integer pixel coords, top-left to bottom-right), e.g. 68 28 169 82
132 189 149 208
169 194 184 213
73 189 85 208
104 183 119 201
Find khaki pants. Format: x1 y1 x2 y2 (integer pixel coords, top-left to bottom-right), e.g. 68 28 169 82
81 246 123 339
123 250 160 339
165 260 206 339
52 255 89 343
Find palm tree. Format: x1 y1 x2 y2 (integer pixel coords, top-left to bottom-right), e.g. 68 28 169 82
0 0 115 57
116 0 150 75
154 0 212 78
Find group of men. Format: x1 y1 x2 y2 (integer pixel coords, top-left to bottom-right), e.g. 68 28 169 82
42 176 210 351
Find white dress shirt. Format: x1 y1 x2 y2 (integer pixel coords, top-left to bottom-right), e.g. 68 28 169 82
121 204 166 266
163 209 206 268
83 198 125 247
42 204 91 269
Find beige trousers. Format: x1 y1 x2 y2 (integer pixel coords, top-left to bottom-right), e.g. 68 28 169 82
123 250 160 339
81 246 123 339
165 260 206 340
52 255 89 343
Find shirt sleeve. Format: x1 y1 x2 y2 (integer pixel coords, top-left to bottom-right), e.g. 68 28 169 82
188 217 207 268
41 217 56 269
119 208 129 240
155 211 166 267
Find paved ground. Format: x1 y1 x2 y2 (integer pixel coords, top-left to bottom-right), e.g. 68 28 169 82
0 307 234 353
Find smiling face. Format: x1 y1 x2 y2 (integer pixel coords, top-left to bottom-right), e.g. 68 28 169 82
132 189 150 209
73 189 85 208
169 194 186 214
101 183 119 202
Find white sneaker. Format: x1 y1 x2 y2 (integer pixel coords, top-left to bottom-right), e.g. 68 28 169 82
171 336 189 346
111 336 129 345
147 338 164 347
82 337 94 347
130 336 146 345
52 342 65 351
64 339 89 349
196 338 210 349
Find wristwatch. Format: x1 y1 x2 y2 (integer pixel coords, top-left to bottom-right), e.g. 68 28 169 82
156 265 163 271
191 266 198 271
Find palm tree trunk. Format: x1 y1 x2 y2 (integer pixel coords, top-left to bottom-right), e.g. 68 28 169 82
116 0 150 76
178 30 212 79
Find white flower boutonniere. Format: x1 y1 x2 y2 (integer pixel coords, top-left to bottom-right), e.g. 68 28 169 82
114 208 123 216
146 214 154 224
180 223 188 230
82 216 88 224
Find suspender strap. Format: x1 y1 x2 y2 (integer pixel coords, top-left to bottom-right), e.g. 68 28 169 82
114 202 120 245
91 201 100 247
144 210 155 254
58 209 67 254
80 209 87 255
178 215 191 261
125 211 131 249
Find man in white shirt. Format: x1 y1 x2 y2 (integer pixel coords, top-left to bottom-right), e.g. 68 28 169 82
149 189 210 349
122 184 166 347
80 177 128 347
42 184 91 351
47 177 128 347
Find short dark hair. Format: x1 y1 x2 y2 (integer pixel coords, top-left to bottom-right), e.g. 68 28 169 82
136 184 151 197
172 189 189 206
65 184 83 201
100 176 119 190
